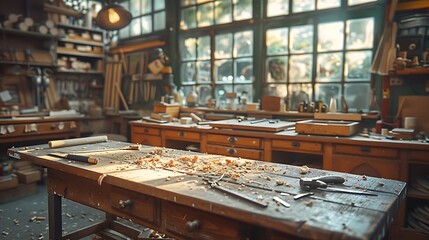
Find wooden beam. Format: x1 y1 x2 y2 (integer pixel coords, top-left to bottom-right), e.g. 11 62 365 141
396 0 429 11
43 3 83 18
109 40 166 54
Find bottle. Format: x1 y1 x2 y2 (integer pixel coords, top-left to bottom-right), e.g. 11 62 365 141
186 88 198 107
329 98 337 113
175 87 184 106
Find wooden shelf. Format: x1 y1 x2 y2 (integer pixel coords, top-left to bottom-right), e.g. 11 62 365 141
390 67 429 75
0 60 54 67
0 28 55 39
59 38 104 47
407 187 429 200
56 69 103 74
56 23 104 33
56 49 104 58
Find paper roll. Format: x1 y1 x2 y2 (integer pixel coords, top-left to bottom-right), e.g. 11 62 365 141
48 135 108 148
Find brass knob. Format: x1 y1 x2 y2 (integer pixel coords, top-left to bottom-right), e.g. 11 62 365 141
119 199 133 208
291 141 300 147
227 148 237 154
228 137 237 143
360 147 371 153
185 219 201 232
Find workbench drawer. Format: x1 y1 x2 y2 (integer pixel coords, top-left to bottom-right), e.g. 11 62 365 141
132 134 161 146
163 201 250 240
272 139 323 153
133 126 160 136
334 144 398 159
163 130 200 141
206 144 262 160
110 186 159 226
207 134 262 149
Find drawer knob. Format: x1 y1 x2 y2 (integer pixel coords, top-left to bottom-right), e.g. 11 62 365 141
119 199 133 208
360 147 371 153
179 131 185 137
227 148 237 154
185 219 201 232
144 128 149 133
228 137 237 143
291 141 300 147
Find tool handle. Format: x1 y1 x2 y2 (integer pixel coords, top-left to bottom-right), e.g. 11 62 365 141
67 154 98 164
312 175 345 184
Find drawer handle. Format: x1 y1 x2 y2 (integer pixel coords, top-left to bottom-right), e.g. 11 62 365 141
360 147 371 153
291 141 300 148
144 128 149 133
227 148 237 154
228 137 237 143
185 219 201 232
119 199 133 209
179 131 185 137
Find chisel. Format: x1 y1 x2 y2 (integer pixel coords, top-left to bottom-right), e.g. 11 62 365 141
48 153 99 164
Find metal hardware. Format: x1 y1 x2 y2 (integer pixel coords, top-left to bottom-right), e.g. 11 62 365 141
119 199 133 208
227 148 237 154
228 137 237 143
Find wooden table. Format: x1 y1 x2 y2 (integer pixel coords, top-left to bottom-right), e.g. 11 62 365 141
7 140 406 240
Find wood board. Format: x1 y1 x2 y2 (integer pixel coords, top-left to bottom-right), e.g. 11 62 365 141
295 120 360 136
209 119 295 132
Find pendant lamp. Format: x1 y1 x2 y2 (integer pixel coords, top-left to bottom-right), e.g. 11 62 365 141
96 1 132 30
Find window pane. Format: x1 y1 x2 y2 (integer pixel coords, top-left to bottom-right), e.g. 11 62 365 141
344 83 370 112
130 0 140 16
317 53 343 82
234 31 253 57
234 0 252 21
182 0 195 7
183 38 197 60
154 0 165 11
197 85 212 105
236 58 253 82
289 54 312 83
154 11 166 31
345 51 372 81
180 7 196 29
292 0 315 13
318 22 344 52
235 84 254 102
181 62 196 83
346 17 374 49
267 0 289 17
215 34 233 59
266 84 287 98
141 0 151 14
197 0 211 3
215 85 233 103
197 2 214 27
348 0 377 6
141 15 152 34
131 18 141 36
215 59 233 83
266 28 289 55
315 83 341 107
215 0 232 24
196 61 211 83
119 25 130 39
290 25 313 53
267 57 288 83
288 83 312 110
197 36 211 60
317 0 340 10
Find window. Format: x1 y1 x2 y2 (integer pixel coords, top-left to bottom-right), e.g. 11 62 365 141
178 0 382 111
118 0 166 40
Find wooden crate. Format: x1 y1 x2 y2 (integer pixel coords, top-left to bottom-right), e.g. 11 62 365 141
153 103 180 118
16 169 41 184
295 120 360 136
0 174 18 191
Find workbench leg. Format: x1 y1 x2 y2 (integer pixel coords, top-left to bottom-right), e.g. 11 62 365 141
48 192 62 240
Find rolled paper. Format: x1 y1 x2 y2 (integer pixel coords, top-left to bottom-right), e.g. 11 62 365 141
48 135 108 148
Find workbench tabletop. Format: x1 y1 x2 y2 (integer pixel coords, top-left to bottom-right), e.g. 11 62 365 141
7 141 406 240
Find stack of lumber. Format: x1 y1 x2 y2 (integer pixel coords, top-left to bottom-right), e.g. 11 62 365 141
44 78 60 110
103 61 129 113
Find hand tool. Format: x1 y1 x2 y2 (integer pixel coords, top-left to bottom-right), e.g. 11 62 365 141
299 175 377 196
250 119 267 124
273 196 290 208
204 174 268 208
48 153 98 164
293 192 314 200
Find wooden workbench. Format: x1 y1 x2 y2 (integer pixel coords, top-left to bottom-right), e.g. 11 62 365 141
7 140 406 240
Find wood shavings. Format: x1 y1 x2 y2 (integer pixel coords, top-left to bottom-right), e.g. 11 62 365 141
98 174 107 186
166 176 171 181
2 231 9 236
362 175 367 180
30 216 46 222
123 145 140 150
378 182 385 187
276 179 284 186
257 195 263 201
299 165 310 174
304 201 313 207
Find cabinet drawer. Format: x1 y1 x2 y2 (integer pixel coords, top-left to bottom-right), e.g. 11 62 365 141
163 130 200 141
206 145 262 160
207 134 262 149
334 144 398 159
163 201 250 240
133 126 160 136
110 186 159 226
132 135 161 146
272 139 322 153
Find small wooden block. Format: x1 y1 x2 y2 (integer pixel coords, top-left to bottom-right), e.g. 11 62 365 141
261 96 282 112
16 169 41 184
0 174 18 191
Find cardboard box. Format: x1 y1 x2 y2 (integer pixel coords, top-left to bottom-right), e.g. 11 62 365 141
153 103 180 118
0 174 18 191
16 169 41 184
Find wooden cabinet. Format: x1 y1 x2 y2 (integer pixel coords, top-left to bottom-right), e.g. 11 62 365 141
131 126 161 146
331 144 401 179
206 133 263 160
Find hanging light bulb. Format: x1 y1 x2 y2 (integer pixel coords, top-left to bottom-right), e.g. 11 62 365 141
96 2 132 30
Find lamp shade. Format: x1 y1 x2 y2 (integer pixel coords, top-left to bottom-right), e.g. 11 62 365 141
96 4 132 30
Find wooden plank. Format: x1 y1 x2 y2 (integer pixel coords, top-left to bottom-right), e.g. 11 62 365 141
109 40 166 54
0 183 37 204
209 119 295 132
